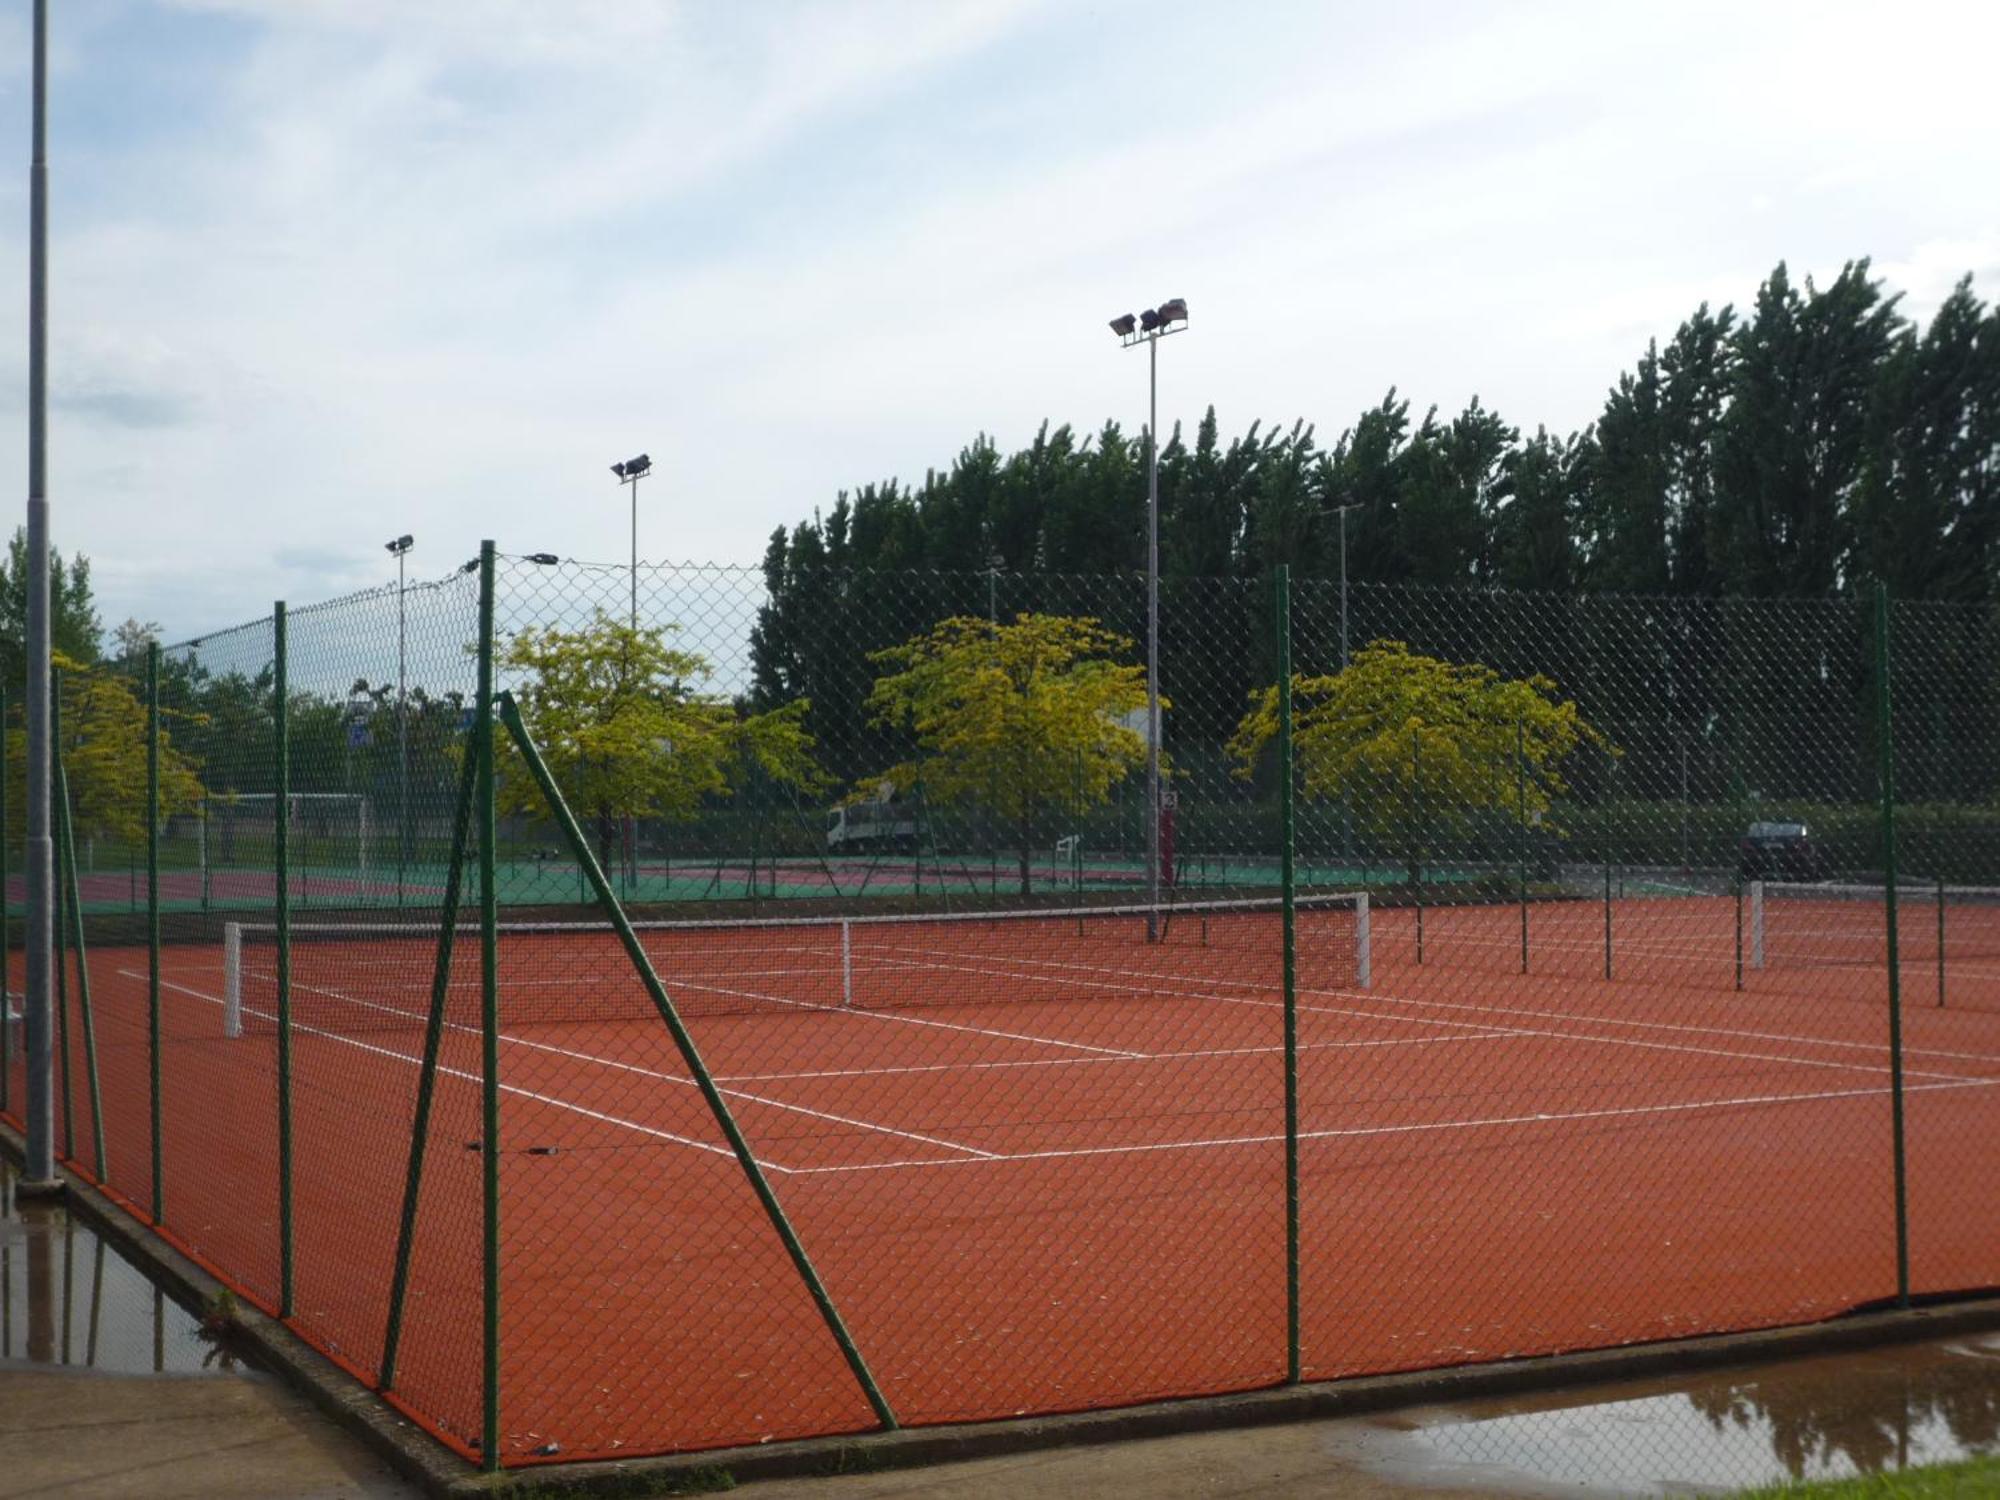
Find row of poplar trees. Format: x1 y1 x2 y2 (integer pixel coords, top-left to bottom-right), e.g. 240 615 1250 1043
756 259 1998 609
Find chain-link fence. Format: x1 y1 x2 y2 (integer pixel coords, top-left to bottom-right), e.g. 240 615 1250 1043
4 547 1997 1473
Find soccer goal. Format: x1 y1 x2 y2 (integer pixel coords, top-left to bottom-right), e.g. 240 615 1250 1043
204 792 374 902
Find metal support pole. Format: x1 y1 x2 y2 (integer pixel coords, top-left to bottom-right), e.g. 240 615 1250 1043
1276 567 1300 1383
20 0 59 1197
1875 583 1909 1309
274 603 294 1317
1145 336 1162 941
147 646 161 1218
397 547 408 906
1 682 9 1117
477 543 501 1470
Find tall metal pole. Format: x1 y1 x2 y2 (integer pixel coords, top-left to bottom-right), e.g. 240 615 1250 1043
1145 336 1161 940
396 546 408 904
21 0 59 1196
629 467 640 635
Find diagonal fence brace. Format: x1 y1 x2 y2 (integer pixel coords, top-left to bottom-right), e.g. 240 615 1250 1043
496 688 899 1432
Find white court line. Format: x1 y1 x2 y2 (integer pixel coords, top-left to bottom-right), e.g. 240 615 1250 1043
784 1073 2000 1175
134 971 770 1168
862 938 2000 1070
265 968 1003 1162
856 947 1991 1084
716 1029 1519 1084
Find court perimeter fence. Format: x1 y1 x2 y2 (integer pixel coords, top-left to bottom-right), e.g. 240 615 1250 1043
2 545 1998 1471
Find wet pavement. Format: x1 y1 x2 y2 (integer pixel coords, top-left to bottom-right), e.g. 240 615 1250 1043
5 1158 2000 1497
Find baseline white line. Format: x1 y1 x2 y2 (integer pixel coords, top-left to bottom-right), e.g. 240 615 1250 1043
715 1029 1517 1084
135 971 769 1167
856 948 1989 1084
785 1074 2000 1175
864 939 2000 1070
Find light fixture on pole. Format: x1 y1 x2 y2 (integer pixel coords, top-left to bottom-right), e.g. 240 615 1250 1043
1109 297 1189 940
610 454 652 635
385 535 414 904
609 453 652 891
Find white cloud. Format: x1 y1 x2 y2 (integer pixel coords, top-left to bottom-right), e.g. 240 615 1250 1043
2 0 1998 637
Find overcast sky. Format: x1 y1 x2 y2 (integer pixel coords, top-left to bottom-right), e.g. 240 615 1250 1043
2 0 1997 641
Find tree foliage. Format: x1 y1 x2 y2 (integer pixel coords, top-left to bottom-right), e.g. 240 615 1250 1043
6 653 204 847
501 612 827 863
0 528 102 686
865 613 1152 894
1228 641 1609 880
757 258 1999 611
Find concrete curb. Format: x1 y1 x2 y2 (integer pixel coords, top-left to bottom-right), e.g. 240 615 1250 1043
10 1123 2000 1498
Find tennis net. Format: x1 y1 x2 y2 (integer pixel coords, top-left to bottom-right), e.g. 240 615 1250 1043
222 891 1371 1037
1751 879 2000 975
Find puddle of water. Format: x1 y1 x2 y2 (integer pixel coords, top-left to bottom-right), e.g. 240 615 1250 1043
1336 1334 2000 1497
0 1159 249 1377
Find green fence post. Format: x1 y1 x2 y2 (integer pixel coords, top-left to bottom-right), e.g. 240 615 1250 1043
147 644 162 1220
1517 713 1529 975
274 601 294 1319
52 668 72 1158
379 735 479 1392
2 681 10 1118
54 732 105 1179
1276 566 1300 1384
1874 583 1910 1309
477 544 501 1471
498 688 899 1432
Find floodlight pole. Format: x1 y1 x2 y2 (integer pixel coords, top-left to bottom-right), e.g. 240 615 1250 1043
1113 302 1188 941
1332 503 1359 863
20 0 59 1195
1146 335 1161 938
386 536 413 904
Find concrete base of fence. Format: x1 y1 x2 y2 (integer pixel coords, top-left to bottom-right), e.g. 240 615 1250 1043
9 1119 2000 1499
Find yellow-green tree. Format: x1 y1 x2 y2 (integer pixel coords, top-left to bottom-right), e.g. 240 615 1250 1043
501 612 826 869
6 653 205 850
1228 639 1609 882
866 613 1153 896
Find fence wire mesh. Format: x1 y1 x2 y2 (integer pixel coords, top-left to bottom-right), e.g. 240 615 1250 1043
3 550 1997 1474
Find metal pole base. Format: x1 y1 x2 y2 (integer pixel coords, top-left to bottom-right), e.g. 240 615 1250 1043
12 1173 66 1202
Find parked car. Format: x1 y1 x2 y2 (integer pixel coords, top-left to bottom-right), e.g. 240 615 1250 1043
1737 820 1827 880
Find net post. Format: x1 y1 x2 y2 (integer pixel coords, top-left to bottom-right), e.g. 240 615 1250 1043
1749 880 1764 969
54 726 106 1179
497 687 899 1432
274 600 294 1320
1936 872 1945 1009
218 922 241 1037
477 542 501 1471
380 695 480 1394
147 644 161 1219
841 919 854 1007
1354 890 1371 989
1275 565 1300 1384
1874 582 1909 1309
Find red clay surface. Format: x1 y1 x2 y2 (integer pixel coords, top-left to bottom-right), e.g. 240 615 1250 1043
5 892 1998 1468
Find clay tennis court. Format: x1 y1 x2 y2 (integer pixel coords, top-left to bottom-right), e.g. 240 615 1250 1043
19 888 2000 1465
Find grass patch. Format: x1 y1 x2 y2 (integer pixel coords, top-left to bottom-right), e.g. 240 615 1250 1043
1736 1453 2000 1497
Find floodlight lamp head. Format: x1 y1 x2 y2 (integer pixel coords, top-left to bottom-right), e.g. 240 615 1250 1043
1156 297 1188 326
1109 313 1138 338
1139 309 1161 332
611 461 626 477
625 453 652 477
386 534 413 554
